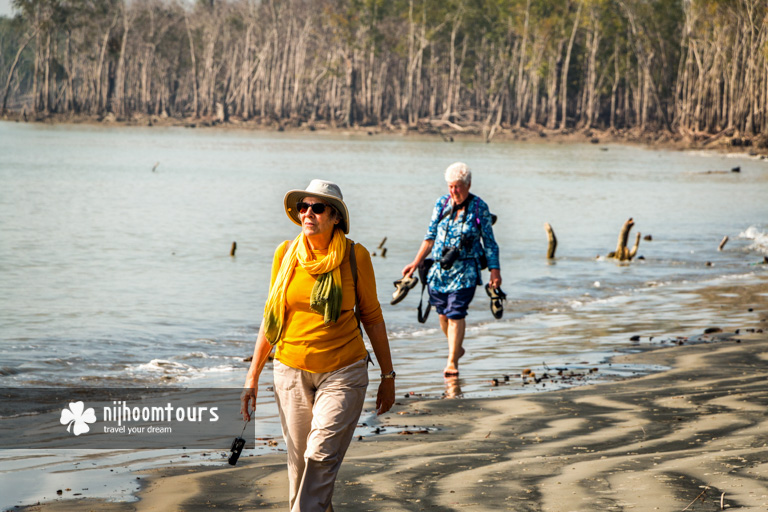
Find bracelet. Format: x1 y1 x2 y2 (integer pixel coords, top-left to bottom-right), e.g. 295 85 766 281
380 371 396 380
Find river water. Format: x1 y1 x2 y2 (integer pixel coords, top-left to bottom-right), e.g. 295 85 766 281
1 121 767 508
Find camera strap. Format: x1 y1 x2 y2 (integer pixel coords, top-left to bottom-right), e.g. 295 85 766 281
438 194 473 250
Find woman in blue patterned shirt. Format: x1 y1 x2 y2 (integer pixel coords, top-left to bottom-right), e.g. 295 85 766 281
402 162 502 377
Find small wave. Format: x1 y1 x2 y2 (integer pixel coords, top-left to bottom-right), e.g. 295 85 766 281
0 366 27 376
739 226 768 255
388 327 441 338
180 351 212 360
684 149 762 161
197 365 239 374
134 359 193 373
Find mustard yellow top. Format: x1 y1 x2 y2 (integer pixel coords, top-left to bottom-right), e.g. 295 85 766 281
270 239 383 373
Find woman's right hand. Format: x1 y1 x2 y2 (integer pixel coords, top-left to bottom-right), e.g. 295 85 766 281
403 240 434 278
240 387 257 422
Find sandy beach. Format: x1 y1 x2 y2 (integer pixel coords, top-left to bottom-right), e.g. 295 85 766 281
17 278 768 512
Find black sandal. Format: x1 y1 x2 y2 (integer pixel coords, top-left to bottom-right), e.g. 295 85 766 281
485 283 507 319
391 275 419 305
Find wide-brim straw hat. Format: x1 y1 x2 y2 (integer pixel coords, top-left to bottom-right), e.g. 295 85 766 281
284 179 350 234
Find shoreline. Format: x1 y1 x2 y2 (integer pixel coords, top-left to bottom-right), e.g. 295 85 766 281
18 337 768 512
3 111 768 159
15 279 768 512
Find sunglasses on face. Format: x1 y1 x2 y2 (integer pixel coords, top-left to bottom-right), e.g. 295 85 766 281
297 202 332 215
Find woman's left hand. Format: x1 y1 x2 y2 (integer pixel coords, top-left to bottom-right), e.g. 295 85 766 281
489 268 502 290
376 378 395 415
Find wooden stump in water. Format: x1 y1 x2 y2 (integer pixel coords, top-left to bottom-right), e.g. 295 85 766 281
611 218 640 261
230 241 237 257
544 223 557 259
718 236 729 251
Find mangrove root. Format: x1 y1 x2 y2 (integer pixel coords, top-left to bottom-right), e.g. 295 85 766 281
544 222 557 259
610 218 640 261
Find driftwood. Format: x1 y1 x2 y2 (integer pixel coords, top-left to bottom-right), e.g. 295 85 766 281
428 118 471 132
718 236 729 251
544 223 557 259
609 218 640 261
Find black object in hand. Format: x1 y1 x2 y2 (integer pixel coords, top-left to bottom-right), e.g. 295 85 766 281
228 436 246 466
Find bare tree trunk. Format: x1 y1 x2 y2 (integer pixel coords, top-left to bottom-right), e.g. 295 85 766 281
442 9 463 120
64 32 74 112
544 223 557 259
610 40 619 129
32 7 40 113
618 0 672 132
515 0 531 128
547 39 565 129
559 0 583 131
344 50 356 127
184 11 199 118
43 31 50 114
2 30 37 115
584 10 600 128
96 15 117 115
7 0 765 139
113 2 131 117
610 218 640 261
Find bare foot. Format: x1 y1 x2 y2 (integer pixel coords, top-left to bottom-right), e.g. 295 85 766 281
443 367 459 377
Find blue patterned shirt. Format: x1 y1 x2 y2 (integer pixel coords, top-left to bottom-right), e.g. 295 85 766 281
425 194 500 293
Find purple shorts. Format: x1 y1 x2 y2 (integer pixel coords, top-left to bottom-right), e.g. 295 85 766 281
428 286 476 320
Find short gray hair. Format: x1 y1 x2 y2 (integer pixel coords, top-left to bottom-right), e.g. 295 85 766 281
444 162 471 185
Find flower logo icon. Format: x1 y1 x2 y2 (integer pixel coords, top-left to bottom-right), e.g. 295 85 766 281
60 401 96 436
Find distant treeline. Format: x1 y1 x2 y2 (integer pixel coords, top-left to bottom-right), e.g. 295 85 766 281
1 0 767 140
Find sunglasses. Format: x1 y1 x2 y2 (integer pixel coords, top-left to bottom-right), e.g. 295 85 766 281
296 202 333 215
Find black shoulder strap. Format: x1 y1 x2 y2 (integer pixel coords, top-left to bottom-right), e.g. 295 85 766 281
416 259 433 323
348 240 363 335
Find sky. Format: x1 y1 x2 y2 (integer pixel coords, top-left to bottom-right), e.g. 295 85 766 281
0 0 14 18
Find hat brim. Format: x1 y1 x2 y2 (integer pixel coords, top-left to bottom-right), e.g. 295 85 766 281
284 190 350 234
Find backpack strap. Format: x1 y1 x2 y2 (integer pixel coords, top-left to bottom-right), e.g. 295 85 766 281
348 240 362 335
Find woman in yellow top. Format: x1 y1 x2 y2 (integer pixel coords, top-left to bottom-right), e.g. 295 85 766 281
241 179 395 512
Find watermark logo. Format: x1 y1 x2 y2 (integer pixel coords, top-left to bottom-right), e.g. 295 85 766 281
1 388 243 449
60 401 96 436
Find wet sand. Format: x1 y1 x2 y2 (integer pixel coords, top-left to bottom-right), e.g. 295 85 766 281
20 315 768 511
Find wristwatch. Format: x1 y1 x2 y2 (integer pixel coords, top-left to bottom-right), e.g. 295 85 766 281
380 370 396 380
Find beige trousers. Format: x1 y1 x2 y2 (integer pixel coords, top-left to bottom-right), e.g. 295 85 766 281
273 357 368 512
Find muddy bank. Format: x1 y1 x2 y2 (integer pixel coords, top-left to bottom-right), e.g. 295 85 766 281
4 110 768 159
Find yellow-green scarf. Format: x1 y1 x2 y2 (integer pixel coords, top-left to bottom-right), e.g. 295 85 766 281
263 229 346 345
